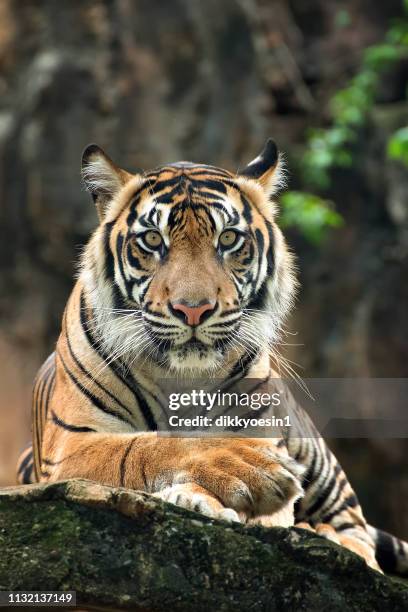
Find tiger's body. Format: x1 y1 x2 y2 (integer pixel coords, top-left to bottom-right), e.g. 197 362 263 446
17 141 408 575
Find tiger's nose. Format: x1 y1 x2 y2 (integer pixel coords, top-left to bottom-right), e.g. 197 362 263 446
170 300 216 326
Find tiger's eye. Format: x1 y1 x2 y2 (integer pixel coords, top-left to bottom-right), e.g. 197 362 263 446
144 230 162 248
219 230 238 248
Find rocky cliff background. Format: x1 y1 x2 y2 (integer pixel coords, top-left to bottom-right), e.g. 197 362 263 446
0 0 407 540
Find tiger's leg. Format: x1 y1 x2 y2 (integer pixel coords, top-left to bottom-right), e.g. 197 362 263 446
152 438 302 526
295 521 386 573
42 426 305 519
367 525 408 575
289 435 381 572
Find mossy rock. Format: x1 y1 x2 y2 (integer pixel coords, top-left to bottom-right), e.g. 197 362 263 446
0 479 407 611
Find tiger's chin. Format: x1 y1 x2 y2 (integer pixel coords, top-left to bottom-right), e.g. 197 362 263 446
165 341 224 376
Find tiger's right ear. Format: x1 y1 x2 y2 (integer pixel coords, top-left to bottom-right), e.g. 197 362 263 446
239 139 285 198
81 144 132 220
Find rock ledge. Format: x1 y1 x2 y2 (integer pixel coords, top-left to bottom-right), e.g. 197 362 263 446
0 479 407 611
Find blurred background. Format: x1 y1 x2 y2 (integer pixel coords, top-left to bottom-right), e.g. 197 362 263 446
0 0 407 538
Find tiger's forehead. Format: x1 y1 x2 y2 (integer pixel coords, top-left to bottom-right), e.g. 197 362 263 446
109 160 264 232
124 162 245 231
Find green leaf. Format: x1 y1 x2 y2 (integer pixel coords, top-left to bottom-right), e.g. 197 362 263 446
288 0 408 242
387 127 408 165
364 43 402 69
280 192 344 245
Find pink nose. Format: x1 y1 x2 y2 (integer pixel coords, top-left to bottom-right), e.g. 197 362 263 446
171 301 215 326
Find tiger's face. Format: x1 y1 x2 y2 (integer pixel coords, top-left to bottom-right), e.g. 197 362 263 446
82 141 296 375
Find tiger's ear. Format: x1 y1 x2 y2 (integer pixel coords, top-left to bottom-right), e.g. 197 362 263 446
81 144 132 220
240 139 285 197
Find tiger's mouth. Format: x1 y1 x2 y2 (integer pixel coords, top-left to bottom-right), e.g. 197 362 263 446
140 311 243 372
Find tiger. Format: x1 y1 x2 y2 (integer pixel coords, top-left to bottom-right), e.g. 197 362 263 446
16 139 408 576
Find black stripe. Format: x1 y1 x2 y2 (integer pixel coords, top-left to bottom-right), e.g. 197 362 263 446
149 176 186 195
265 221 275 277
58 349 134 427
127 185 148 227
293 438 304 462
240 194 253 224
133 274 150 286
191 190 225 202
322 493 359 524
306 471 338 519
301 448 317 490
320 477 348 523
80 292 158 431
375 529 397 573
17 448 33 474
116 232 134 299
22 463 33 484
191 178 227 194
227 347 259 381
64 317 134 422
126 241 145 270
51 409 96 433
336 522 356 532
198 200 233 221
148 320 179 330
206 319 241 330
43 369 55 422
220 308 241 318
253 229 265 290
155 184 186 204
104 222 128 310
36 365 55 474
246 277 269 312
34 366 53 473
119 438 137 487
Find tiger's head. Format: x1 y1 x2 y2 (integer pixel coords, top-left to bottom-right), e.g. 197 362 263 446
81 140 297 376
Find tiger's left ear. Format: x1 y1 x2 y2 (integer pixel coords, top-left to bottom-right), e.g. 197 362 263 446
240 139 285 197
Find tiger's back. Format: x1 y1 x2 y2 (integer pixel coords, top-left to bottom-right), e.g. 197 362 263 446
16 353 55 484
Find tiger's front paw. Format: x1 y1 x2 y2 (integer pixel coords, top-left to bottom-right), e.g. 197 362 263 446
154 482 241 523
174 438 305 518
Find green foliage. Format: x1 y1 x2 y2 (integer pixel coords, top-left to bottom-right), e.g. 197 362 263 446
281 0 408 245
280 192 343 245
301 31 407 191
388 126 408 164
